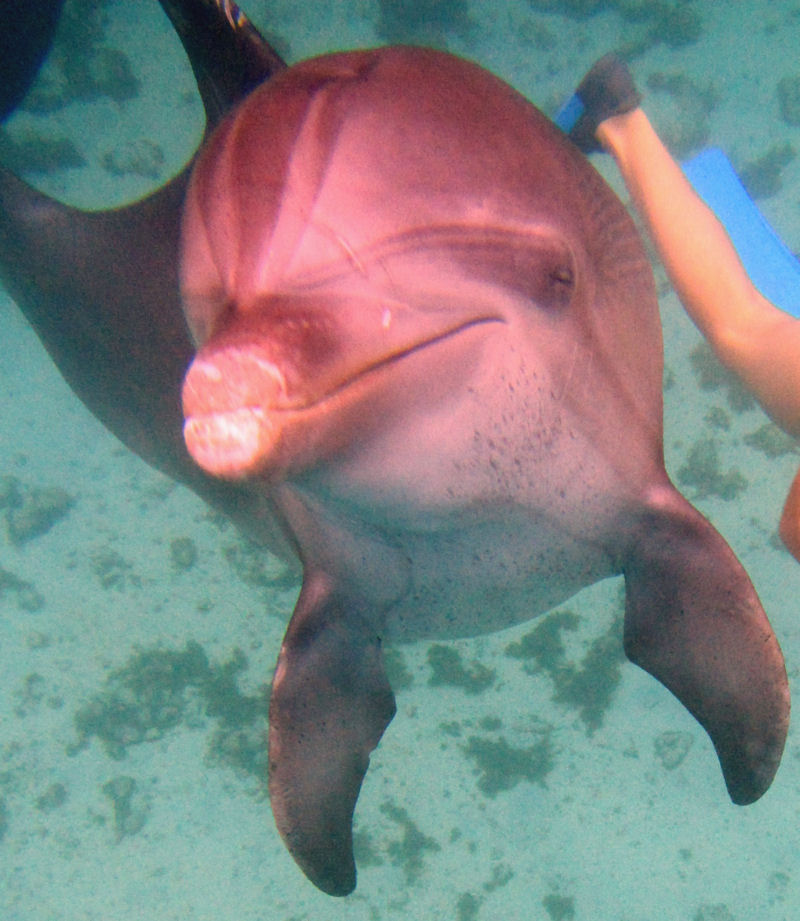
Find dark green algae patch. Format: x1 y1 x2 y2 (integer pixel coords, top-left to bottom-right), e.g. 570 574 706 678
505 606 626 734
463 732 555 796
70 641 268 780
427 643 496 694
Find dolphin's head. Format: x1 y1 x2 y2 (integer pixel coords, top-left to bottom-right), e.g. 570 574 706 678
178 46 658 523
178 51 591 489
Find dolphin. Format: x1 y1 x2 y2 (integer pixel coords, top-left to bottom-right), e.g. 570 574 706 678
0 1 790 899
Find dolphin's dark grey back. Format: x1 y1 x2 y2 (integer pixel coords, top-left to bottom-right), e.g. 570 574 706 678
0 169 195 480
0 0 286 522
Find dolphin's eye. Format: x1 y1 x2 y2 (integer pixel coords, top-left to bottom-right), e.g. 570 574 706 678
551 265 574 288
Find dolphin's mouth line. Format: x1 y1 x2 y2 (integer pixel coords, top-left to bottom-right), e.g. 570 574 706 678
182 316 504 478
275 314 505 413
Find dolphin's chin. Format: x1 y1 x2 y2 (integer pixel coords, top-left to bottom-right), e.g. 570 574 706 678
183 406 279 479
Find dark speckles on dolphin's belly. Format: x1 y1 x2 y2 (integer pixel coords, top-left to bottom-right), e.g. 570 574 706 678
384 515 616 641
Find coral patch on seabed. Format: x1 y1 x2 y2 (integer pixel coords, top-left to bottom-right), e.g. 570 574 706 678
0 474 74 545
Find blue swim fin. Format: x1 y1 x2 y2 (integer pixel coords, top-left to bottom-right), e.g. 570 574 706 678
682 148 800 318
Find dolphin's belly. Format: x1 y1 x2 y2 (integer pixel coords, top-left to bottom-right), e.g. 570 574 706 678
382 511 618 641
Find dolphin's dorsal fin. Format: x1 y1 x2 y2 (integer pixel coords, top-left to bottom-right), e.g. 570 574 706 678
159 0 286 131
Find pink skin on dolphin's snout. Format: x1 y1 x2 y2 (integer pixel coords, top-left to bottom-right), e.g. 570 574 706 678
182 341 286 479
181 298 348 480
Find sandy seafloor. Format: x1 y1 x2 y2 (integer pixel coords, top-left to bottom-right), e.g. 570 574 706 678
4 1 800 919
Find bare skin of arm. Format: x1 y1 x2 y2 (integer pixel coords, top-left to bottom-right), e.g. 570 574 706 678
596 109 800 557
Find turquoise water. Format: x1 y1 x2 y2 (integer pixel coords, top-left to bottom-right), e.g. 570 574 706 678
2 1 800 918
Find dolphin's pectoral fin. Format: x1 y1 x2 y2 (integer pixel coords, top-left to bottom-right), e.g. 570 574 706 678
268 574 396 896
623 489 789 805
